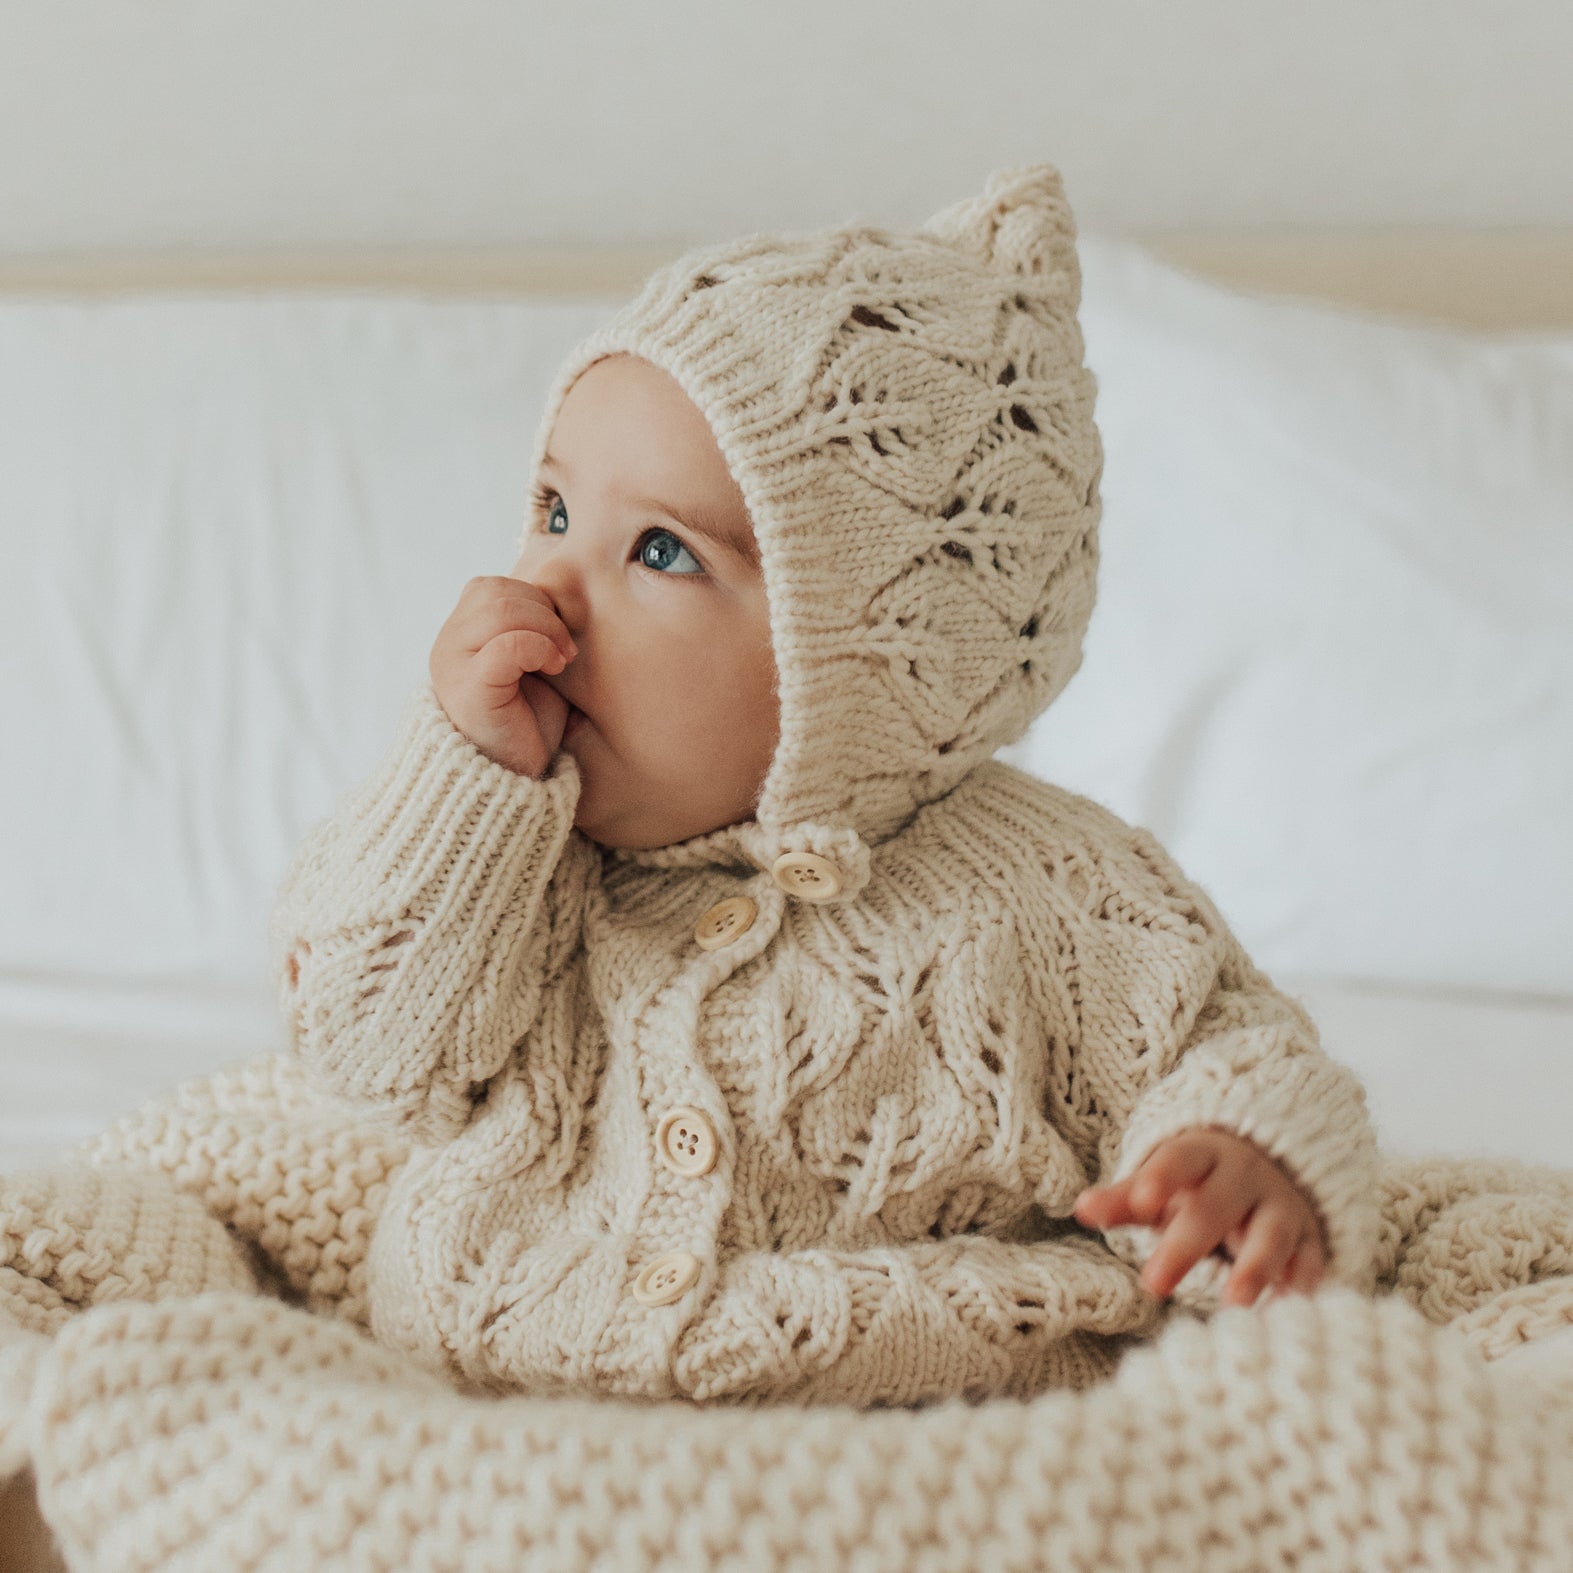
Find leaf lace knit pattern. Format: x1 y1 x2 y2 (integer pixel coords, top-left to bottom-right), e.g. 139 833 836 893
199 677 1384 1410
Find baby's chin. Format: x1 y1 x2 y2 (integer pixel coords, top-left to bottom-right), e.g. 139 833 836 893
561 742 636 848
569 787 716 853
569 777 660 850
559 729 765 850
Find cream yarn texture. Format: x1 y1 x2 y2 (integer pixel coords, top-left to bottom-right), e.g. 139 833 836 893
3 1133 1573 1570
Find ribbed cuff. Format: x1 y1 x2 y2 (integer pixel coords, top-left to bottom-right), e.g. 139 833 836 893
1103 1025 1383 1307
298 680 579 899
271 682 582 1103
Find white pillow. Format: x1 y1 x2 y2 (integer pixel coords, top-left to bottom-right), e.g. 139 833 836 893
0 296 616 1029
2 259 1568 1027
999 236 1573 996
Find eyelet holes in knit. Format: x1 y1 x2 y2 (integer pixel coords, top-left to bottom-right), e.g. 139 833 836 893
818 377 917 462
814 312 983 505
366 926 414 974
792 915 1033 1229
773 1309 817 1351
1123 830 1212 939
1045 1022 1106 1147
350 923 417 1006
877 447 1093 772
924 1182 994 1239
283 941 311 988
997 351 1042 434
871 467 1034 630
848 302 898 332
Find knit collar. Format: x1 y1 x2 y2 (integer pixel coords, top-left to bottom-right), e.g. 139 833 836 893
604 814 880 904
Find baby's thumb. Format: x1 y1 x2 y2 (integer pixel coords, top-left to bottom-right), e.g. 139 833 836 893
517 673 569 762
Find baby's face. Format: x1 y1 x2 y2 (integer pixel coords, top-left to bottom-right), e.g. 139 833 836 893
512 353 779 850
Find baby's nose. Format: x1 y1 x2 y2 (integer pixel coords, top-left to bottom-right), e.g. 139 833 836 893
518 563 585 637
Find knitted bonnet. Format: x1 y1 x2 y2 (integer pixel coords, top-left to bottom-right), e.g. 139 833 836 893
520 163 1104 886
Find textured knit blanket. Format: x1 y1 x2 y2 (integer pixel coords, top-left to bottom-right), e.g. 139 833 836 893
3 1072 1573 1570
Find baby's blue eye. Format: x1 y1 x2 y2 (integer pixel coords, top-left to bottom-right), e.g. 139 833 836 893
637 528 704 576
534 488 704 577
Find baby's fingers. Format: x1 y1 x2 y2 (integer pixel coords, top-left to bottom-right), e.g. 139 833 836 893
1223 1208 1305 1308
1075 1179 1174 1229
1075 1138 1217 1230
474 628 569 693
446 578 577 664
1268 1239 1328 1303
1073 1180 1134 1228
1128 1139 1218 1222
1140 1195 1226 1299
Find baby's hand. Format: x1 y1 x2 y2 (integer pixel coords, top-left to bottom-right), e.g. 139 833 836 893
1072 1127 1327 1308
429 576 578 778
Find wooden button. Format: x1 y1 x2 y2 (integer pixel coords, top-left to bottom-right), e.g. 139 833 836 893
655 1106 719 1177
630 1251 702 1306
693 895 758 951
771 851 844 901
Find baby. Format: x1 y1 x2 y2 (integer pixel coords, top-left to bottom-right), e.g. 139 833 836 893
271 164 1381 1406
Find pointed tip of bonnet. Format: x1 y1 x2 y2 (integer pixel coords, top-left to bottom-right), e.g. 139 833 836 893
920 162 1083 301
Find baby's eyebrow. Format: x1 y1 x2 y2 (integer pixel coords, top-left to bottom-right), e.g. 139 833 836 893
540 451 759 569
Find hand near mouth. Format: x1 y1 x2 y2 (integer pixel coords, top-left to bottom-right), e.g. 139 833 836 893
429 575 578 778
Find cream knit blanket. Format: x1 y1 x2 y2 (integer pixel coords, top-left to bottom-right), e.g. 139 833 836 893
3 1131 1572 1570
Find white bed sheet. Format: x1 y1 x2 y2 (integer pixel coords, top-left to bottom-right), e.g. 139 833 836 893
3 974 1568 1176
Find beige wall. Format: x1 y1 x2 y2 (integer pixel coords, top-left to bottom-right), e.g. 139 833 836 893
0 0 1569 260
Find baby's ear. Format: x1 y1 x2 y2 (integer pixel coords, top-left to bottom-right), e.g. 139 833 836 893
920 162 1081 288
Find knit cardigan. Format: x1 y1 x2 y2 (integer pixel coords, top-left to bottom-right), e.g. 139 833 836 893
242 675 1381 1407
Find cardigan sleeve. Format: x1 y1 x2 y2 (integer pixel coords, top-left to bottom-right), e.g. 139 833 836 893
1035 804 1382 1315
268 680 590 1143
